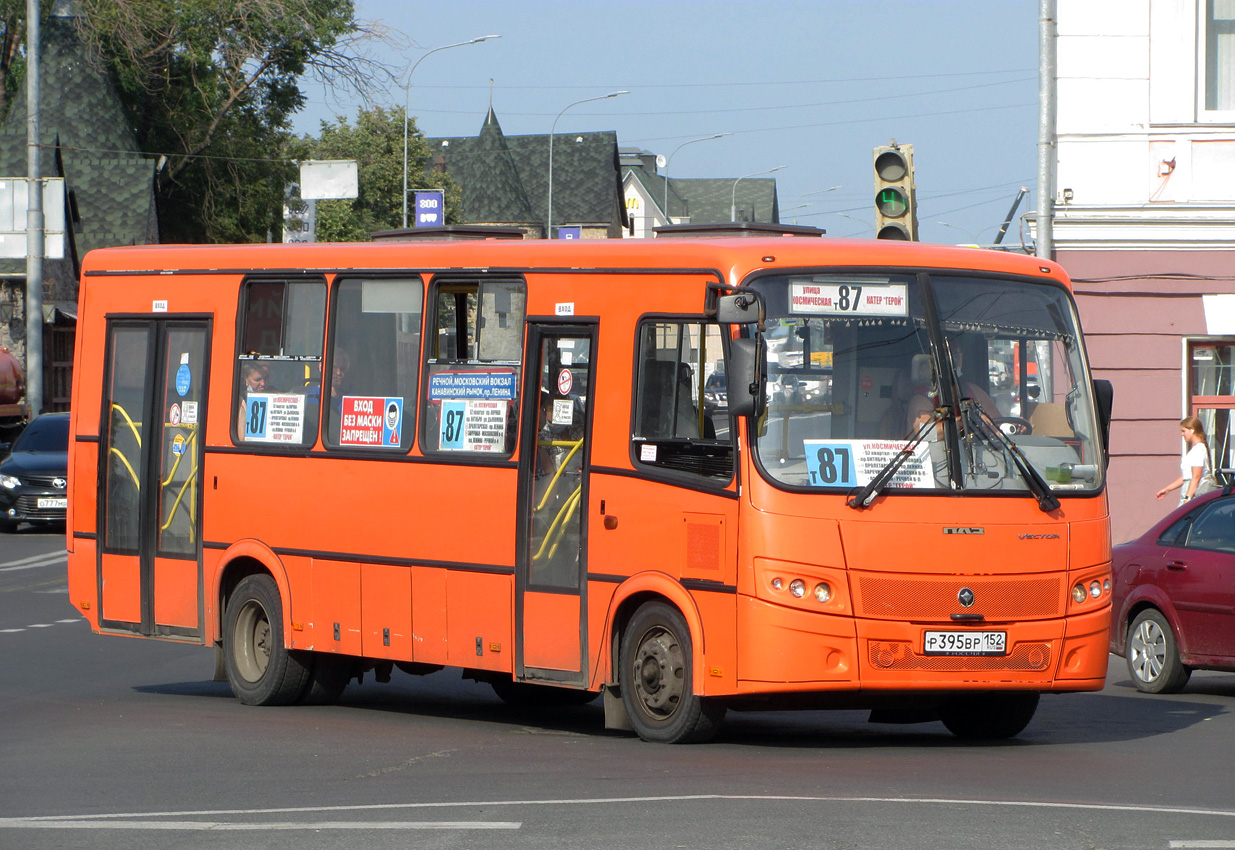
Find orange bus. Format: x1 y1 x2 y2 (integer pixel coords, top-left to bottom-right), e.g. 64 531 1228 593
65 227 1114 743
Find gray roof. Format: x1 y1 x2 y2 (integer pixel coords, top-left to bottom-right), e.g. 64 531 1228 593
430 108 627 229
0 13 157 281
620 147 780 224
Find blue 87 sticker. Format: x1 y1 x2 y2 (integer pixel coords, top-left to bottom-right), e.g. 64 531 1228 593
803 441 857 487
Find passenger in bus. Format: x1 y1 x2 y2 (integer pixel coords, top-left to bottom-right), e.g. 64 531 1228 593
329 349 350 417
237 363 269 437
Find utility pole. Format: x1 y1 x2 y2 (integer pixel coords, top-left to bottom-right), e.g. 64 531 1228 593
1036 0 1057 259
25 0 43 415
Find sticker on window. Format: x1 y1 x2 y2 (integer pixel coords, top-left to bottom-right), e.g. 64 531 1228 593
802 439 934 488
439 399 508 452
340 396 403 447
428 371 517 400
243 393 306 443
790 283 908 317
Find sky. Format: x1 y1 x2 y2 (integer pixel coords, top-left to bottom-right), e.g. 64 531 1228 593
292 0 1042 246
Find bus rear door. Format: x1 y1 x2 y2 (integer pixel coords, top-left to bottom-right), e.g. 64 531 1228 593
97 318 210 640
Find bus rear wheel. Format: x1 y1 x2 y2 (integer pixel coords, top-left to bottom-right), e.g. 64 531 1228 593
939 692 1039 740
223 574 310 706
619 601 725 744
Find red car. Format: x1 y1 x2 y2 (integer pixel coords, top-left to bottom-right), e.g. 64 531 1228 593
1110 483 1235 693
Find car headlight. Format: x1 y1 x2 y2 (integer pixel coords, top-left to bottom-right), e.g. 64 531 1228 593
0 474 19 489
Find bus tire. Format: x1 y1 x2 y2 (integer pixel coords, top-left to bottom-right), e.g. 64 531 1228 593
223 574 310 706
939 691 1039 740
297 653 352 706
1126 608 1191 694
619 601 725 744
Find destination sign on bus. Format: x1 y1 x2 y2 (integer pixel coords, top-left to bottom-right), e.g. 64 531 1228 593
789 282 908 317
803 439 933 489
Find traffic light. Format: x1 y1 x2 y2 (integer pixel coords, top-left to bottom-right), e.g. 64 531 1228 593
873 143 918 240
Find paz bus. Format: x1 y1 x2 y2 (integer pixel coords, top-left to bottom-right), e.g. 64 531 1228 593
65 225 1113 744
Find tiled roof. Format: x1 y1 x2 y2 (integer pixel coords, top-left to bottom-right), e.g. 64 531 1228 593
0 13 156 277
430 110 626 228
620 149 780 224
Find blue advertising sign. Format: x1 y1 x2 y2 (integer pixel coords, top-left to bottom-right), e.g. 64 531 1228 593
557 226 582 240
414 190 444 227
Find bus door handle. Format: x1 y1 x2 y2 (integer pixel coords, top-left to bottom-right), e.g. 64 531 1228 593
600 499 617 530
1167 560 1188 571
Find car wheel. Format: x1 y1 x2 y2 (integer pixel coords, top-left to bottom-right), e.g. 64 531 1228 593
939 692 1040 739
223 574 310 706
619 601 725 744
1126 609 1191 694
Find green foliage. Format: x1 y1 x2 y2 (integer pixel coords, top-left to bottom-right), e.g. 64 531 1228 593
72 0 369 243
299 105 462 243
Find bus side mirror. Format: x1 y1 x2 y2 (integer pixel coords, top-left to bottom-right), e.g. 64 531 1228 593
717 293 761 325
727 337 766 418
1092 378 1113 465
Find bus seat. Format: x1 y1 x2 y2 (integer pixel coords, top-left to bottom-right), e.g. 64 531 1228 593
638 360 700 439
1028 402 1073 438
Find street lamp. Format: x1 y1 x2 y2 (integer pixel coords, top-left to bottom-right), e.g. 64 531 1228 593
401 35 500 229
547 90 628 237
662 132 730 224
730 165 786 223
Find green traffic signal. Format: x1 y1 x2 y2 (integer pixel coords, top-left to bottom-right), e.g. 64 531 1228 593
876 187 908 217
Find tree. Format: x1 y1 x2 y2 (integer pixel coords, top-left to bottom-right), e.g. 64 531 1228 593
69 0 391 242
295 105 462 243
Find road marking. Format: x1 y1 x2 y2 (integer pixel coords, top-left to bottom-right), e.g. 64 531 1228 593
0 820 521 831
5 794 1235 832
1170 843 1235 848
0 551 67 572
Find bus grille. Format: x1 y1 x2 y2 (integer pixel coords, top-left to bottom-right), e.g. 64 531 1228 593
853 574 1064 621
867 640 1053 672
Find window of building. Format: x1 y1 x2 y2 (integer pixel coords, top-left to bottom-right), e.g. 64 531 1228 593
632 320 734 480
422 278 525 456
1189 340 1235 475
234 279 326 447
325 277 423 451
1203 0 1235 114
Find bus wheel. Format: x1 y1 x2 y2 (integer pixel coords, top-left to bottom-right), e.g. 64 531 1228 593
1126 609 1191 694
223 574 310 706
297 653 352 706
619 602 725 744
939 692 1040 740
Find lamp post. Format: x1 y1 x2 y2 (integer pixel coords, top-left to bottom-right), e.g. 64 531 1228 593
401 35 499 229
662 132 730 225
547 90 628 237
730 165 786 223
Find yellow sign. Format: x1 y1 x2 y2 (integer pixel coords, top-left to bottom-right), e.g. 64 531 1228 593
810 351 834 367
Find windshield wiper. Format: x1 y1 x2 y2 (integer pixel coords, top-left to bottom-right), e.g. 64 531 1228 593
847 409 945 510
961 399 1060 513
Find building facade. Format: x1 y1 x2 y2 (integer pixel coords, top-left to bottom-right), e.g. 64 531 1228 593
1054 0 1235 541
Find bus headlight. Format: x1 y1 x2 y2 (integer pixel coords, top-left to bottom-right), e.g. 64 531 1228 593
1072 584 1087 604
771 577 784 591
789 579 806 598
1089 581 1102 599
814 582 831 603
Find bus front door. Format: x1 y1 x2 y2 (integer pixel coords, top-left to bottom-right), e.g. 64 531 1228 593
98 319 210 640
516 325 595 686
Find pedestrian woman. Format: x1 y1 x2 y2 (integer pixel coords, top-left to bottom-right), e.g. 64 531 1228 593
1155 416 1214 505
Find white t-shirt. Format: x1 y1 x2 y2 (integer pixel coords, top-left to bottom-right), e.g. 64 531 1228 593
1182 443 1210 479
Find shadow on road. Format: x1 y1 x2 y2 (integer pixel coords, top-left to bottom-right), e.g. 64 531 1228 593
133 663 1231 748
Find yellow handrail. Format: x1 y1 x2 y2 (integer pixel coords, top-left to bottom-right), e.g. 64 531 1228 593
535 438 584 512
533 484 582 562
110 403 142 450
108 446 140 492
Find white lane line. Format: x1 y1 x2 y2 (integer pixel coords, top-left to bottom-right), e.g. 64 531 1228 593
7 794 1235 829
0 552 67 572
27 624 55 628
0 628 24 633
0 820 521 831
1170 843 1235 848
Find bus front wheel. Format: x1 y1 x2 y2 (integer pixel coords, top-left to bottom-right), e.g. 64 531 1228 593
939 691 1040 739
223 574 310 706
619 601 725 744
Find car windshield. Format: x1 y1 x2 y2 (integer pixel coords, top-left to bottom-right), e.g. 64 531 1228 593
749 271 1103 496
13 417 69 453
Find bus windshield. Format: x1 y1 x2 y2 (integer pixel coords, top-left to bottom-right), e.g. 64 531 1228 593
750 271 1103 496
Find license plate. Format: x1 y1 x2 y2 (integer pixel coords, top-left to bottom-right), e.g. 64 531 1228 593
923 630 1007 656
37 497 67 509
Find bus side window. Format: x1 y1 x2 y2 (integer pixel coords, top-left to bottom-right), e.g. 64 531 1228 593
324 277 423 451
233 279 325 447
632 321 734 481
422 278 526 457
